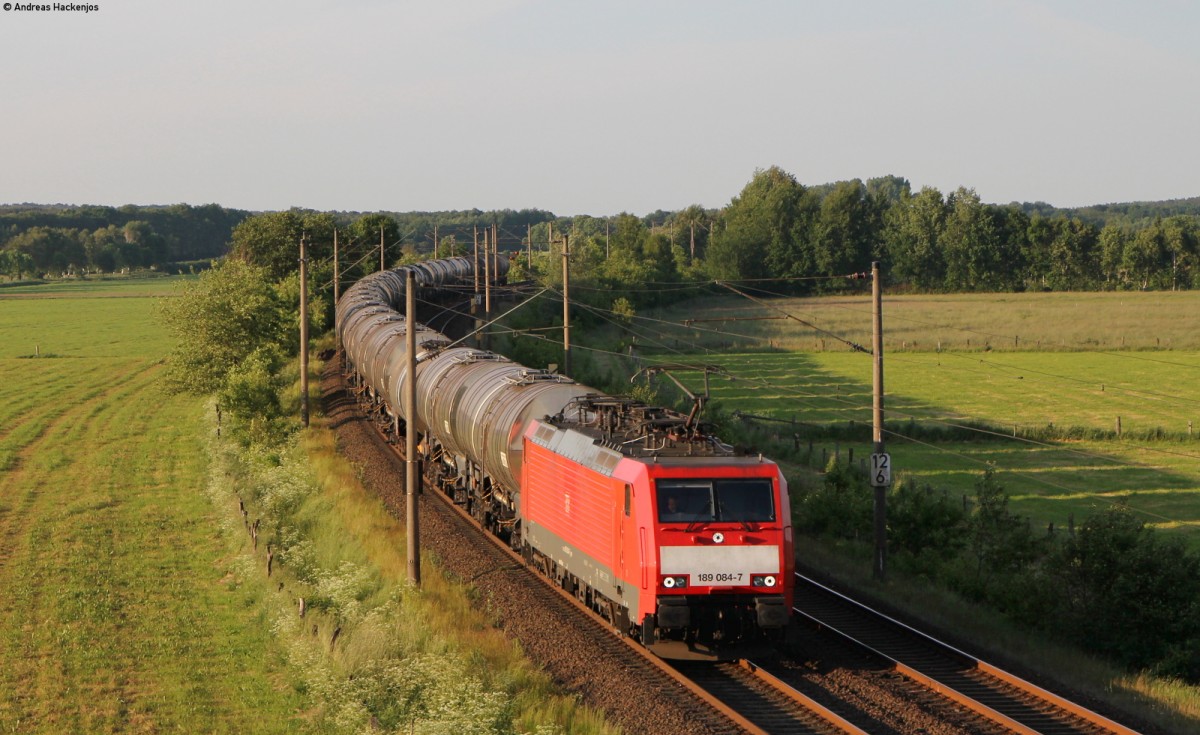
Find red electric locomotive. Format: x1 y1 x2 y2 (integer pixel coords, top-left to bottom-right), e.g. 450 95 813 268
338 257 794 659
518 395 794 659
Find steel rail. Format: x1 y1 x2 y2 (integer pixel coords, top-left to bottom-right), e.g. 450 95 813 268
737 659 869 735
794 573 1142 735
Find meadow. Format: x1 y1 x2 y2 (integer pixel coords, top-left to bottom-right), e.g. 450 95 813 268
635 290 1200 546
0 277 310 732
0 277 614 734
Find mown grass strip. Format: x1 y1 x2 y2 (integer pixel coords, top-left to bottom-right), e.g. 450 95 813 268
0 284 309 734
649 290 1200 354
0 296 173 359
0 359 307 733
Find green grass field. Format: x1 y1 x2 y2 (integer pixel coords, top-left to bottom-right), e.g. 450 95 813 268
636 291 1200 546
0 279 307 732
647 289 1200 353
1 277 617 735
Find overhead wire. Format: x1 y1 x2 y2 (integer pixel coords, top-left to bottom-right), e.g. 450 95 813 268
361 259 1195 528
548 278 1198 526
691 281 1200 422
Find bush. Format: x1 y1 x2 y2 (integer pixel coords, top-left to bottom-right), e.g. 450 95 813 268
888 477 967 563
217 345 290 445
1042 507 1200 672
793 459 873 540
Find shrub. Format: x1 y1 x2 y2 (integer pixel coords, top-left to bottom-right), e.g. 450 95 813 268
1042 507 1200 672
794 459 873 540
888 477 968 563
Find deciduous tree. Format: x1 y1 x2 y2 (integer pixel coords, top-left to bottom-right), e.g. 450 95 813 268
159 260 292 394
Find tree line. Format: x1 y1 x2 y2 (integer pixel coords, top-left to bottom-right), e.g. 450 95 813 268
0 203 249 278
6 172 1197 292
700 168 1200 293
0 202 559 281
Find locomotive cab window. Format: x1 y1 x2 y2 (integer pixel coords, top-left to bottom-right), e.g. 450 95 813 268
656 479 775 523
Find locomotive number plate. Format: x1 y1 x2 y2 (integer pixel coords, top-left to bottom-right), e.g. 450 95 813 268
661 545 779 587
695 572 744 585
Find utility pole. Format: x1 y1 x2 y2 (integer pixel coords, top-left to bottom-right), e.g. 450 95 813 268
433 224 439 259
379 225 386 272
299 233 310 428
483 228 492 351
871 260 889 581
492 223 499 282
562 235 571 376
405 269 421 585
526 223 532 269
332 228 340 350
472 226 481 349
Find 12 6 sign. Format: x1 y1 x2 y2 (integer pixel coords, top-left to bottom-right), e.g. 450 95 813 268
870 453 892 487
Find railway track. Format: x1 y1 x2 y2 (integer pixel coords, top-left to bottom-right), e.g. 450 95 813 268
336 368 746 734
674 658 869 735
331 359 1149 735
792 574 1142 735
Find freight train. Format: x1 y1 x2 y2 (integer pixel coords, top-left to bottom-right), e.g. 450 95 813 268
336 256 794 659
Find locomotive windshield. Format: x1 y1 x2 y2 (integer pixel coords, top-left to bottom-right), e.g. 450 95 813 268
656 478 775 523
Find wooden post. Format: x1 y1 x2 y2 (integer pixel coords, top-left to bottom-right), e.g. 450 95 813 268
872 261 887 581
299 233 310 428
527 223 532 269
1116 416 1122 437
482 229 492 321
379 225 385 272
562 235 571 376
332 229 341 349
433 224 438 259
405 269 421 586
492 223 500 282
483 228 492 352
472 226 480 349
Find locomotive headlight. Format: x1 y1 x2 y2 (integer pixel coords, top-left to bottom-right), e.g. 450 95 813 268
662 575 688 589
751 575 778 588
764 575 777 588
712 532 725 544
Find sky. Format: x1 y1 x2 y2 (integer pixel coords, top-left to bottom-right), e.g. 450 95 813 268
2 0 1197 216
